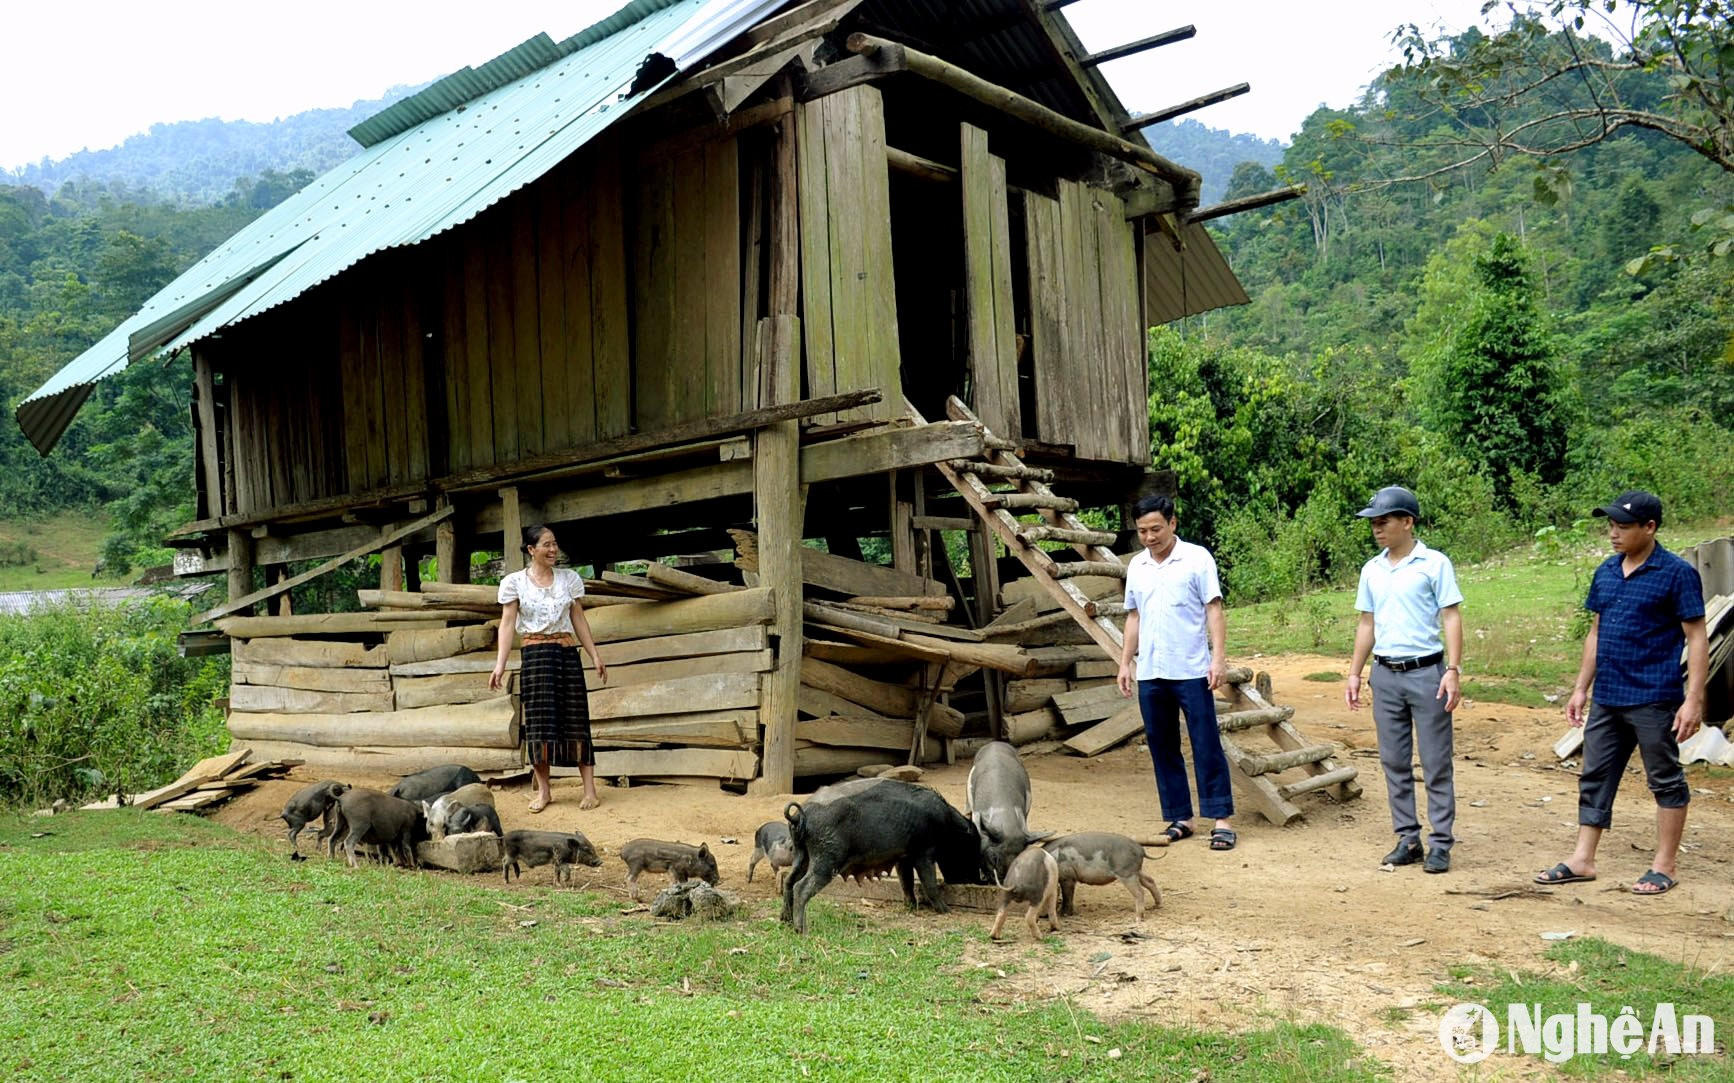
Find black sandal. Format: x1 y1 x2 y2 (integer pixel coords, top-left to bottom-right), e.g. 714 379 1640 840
1161 821 1194 843
1209 828 1237 851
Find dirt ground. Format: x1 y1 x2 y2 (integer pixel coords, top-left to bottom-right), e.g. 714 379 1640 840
213 653 1734 1077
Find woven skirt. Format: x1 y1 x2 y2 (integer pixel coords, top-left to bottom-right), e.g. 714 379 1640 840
519 642 593 767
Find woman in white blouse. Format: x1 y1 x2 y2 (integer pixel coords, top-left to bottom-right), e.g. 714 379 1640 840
489 525 608 812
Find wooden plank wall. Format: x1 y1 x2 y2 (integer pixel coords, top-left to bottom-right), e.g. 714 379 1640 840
336 263 433 494
224 299 348 516
795 85 900 423
959 123 1020 442
434 144 632 474
631 138 743 431
1021 180 1144 462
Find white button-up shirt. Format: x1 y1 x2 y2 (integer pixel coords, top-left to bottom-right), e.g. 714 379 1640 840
1354 539 1462 658
1124 538 1222 680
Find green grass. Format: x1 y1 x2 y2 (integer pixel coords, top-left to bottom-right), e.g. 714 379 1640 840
1302 671 1342 683
0 812 1381 1082
0 511 122 591
1435 938 1734 1077
1228 521 1730 698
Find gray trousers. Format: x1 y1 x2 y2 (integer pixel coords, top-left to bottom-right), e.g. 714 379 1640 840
1372 662 1456 850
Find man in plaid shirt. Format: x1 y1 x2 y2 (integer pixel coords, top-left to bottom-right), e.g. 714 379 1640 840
1535 491 1708 896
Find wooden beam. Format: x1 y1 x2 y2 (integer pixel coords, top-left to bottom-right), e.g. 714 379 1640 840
597 747 758 782
1081 26 1195 67
800 421 986 482
1121 83 1251 131
169 390 884 538
795 50 905 101
845 34 1201 207
1185 184 1308 225
227 696 517 748
886 146 957 183
194 506 454 625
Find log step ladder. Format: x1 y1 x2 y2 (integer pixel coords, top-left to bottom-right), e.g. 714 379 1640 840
923 395 1359 825
915 395 1126 661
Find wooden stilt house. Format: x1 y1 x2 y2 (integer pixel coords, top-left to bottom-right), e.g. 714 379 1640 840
19 0 1292 796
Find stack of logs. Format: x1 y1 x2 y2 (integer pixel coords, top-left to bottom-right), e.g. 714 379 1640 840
221 582 779 781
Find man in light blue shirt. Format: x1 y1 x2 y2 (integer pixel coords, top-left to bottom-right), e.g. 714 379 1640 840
1116 494 1237 851
1346 486 1464 873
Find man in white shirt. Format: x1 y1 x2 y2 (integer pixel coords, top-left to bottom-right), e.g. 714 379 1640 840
1116 494 1237 850
1346 486 1464 874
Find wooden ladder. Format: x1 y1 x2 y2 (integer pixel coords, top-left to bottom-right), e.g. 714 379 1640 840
924 395 1360 825
1217 671 1361 825
915 395 1125 660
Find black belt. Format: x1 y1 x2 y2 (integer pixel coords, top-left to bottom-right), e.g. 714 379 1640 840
1374 651 1443 673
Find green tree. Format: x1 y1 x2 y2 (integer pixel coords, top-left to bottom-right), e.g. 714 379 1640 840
1414 233 1569 500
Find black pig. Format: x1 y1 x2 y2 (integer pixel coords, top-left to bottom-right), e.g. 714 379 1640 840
781 778 983 934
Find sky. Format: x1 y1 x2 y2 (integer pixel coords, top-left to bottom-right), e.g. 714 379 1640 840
0 0 1516 171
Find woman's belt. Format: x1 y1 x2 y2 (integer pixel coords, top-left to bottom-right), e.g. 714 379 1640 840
521 632 577 647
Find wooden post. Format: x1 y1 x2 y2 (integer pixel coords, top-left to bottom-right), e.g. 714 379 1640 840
968 521 1005 738
379 528 406 593
892 498 916 575
754 316 803 795
501 486 523 573
752 91 803 796
435 512 467 584
270 565 293 616
226 529 255 616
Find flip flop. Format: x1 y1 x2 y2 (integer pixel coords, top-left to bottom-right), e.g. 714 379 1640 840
1161 822 1194 843
1208 828 1237 851
1533 863 1595 885
527 796 549 814
1631 870 1676 895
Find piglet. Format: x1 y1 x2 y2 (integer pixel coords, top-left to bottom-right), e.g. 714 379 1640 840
327 788 427 869
620 838 719 901
746 821 795 891
279 780 348 856
389 764 482 804
989 844 1060 941
423 782 495 840
447 803 503 838
1042 832 1161 920
502 829 602 884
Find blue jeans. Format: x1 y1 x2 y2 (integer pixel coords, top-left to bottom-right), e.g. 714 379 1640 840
1138 677 1234 822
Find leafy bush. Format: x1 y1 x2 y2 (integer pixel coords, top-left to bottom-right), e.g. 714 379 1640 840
0 596 229 808
1563 409 1734 523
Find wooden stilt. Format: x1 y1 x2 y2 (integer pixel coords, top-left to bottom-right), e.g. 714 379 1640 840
435 512 467 584
226 529 255 617
501 487 523 573
753 317 803 795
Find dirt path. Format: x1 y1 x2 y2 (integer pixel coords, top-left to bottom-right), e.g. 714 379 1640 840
213 653 1734 1076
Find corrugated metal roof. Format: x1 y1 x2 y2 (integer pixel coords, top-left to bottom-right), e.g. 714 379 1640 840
1144 224 1249 325
17 0 785 455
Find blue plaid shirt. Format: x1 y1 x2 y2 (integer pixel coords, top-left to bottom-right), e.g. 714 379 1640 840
1585 543 1705 707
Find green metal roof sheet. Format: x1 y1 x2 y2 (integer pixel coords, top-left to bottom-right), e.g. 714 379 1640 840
17 0 786 454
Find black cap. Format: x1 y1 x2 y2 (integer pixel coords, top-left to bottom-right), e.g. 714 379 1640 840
1356 486 1420 519
1592 490 1663 526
